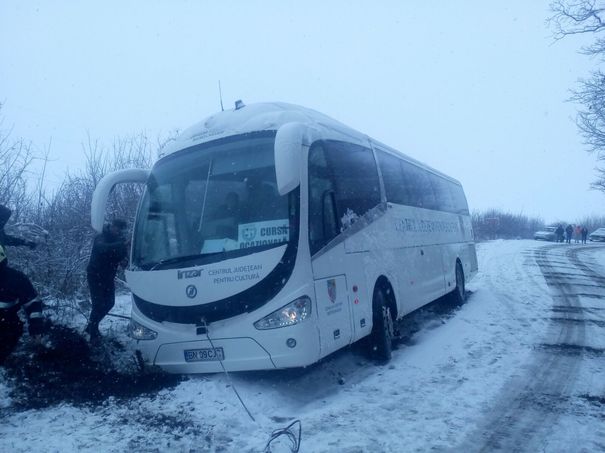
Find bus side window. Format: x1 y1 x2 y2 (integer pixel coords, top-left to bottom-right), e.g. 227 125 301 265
451 184 470 215
324 141 380 223
309 141 381 254
401 161 436 210
429 173 455 213
322 189 339 239
309 144 339 255
377 150 408 205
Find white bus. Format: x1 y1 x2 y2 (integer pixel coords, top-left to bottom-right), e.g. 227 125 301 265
91 102 478 373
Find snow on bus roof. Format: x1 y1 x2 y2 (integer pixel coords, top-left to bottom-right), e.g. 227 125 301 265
160 102 366 157
159 101 460 185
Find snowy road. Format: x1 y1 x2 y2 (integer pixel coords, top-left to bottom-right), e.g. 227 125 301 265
461 243 605 452
1 240 604 452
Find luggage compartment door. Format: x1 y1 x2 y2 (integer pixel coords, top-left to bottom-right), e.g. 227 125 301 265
314 275 352 357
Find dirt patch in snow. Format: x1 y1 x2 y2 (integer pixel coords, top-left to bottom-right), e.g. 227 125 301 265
2 324 181 410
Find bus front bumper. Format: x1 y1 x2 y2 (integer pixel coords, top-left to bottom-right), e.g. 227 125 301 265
147 337 277 373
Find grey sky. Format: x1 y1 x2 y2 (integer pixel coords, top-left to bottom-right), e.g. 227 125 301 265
0 0 602 223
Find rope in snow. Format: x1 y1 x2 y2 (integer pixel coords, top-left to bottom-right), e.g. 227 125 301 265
202 326 256 423
202 320 303 452
263 419 302 453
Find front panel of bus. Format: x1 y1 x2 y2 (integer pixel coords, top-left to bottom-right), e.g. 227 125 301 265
125 131 319 372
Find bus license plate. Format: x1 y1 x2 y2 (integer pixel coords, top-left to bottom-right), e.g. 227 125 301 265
184 347 225 362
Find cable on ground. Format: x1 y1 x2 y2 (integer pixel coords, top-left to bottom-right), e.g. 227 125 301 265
201 319 303 452
263 419 302 453
202 321 256 422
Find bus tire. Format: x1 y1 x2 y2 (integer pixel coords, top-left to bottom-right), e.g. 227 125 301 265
369 288 394 361
449 261 466 306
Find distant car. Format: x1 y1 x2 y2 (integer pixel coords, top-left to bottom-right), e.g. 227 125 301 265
534 226 557 241
588 227 605 242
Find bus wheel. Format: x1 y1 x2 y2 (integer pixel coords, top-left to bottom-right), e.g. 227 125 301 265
369 289 394 361
449 261 466 306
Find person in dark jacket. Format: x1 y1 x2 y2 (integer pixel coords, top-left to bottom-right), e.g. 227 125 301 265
581 226 588 244
0 204 36 249
565 224 574 244
84 219 128 340
0 245 44 364
555 224 564 243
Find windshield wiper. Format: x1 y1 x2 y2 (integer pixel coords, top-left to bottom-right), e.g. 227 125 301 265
148 254 210 271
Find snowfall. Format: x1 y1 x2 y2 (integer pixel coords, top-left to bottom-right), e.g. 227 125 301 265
1 240 604 453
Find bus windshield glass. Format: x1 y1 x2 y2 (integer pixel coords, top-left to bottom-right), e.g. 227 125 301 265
133 134 295 270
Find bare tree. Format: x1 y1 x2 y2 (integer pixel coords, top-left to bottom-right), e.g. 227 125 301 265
8 131 155 325
472 209 545 240
0 106 34 214
550 1 605 191
0 102 159 322
41 133 153 297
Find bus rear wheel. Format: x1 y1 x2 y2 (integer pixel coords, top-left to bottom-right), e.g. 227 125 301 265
449 261 466 306
368 289 394 361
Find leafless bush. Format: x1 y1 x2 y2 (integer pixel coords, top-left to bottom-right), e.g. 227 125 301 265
0 106 34 217
8 131 154 322
574 214 605 232
472 209 545 240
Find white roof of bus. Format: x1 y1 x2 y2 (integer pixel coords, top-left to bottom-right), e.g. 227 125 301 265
160 102 460 184
160 102 364 155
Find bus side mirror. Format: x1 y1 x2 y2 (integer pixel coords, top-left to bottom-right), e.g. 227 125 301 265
274 122 308 196
91 168 150 233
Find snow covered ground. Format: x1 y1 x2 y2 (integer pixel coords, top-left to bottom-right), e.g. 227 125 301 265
1 240 604 452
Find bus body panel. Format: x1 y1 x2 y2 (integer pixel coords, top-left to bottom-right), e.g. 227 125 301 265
125 245 287 306
128 233 322 372
104 102 480 374
342 252 374 341
313 274 353 357
341 203 469 315
154 337 276 373
130 285 322 373
310 242 356 357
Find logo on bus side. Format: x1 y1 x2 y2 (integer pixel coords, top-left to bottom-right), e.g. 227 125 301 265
178 269 203 280
186 285 198 299
327 279 337 303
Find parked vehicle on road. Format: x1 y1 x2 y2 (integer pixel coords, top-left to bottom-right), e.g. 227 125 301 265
588 227 605 242
533 226 557 241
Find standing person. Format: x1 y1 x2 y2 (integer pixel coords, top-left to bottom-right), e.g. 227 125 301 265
84 219 128 340
555 224 564 243
0 204 36 249
565 224 573 244
581 226 589 244
575 225 582 243
0 245 44 364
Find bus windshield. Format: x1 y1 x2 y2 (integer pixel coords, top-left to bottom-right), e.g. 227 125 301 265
133 134 296 270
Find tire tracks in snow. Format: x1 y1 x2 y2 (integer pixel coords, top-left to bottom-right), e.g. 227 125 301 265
458 244 605 452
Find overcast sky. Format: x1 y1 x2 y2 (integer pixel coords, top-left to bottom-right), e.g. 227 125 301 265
1 0 602 223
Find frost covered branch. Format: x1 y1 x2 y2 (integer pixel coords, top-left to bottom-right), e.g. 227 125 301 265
550 1 605 191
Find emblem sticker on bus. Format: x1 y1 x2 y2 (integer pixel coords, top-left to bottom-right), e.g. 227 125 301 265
186 285 198 299
238 219 289 249
324 278 343 316
327 279 337 303
241 225 257 242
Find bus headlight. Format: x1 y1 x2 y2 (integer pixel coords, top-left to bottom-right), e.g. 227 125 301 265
254 296 312 330
128 319 158 340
